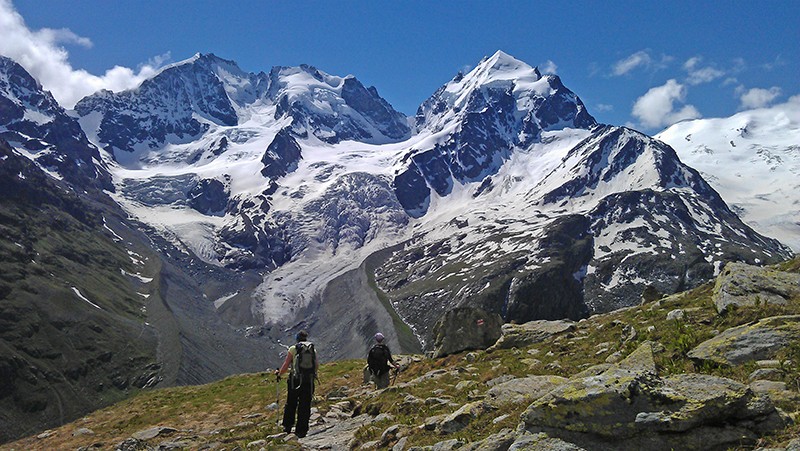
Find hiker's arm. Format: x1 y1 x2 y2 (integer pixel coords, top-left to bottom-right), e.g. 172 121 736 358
387 349 400 368
276 349 293 376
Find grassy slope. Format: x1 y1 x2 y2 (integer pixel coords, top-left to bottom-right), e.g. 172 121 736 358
4 257 799 450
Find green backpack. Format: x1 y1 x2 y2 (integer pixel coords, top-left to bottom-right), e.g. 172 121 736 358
292 341 316 376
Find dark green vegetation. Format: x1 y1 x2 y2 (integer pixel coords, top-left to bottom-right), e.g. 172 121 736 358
7 256 798 450
0 141 159 443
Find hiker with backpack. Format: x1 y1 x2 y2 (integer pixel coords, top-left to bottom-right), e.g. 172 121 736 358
275 330 317 438
366 332 399 389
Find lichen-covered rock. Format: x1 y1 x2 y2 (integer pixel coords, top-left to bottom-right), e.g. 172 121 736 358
688 315 800 366
431 308 503 358
520 369 790 451
508 432 587 451
439 401 493 434
617 340 657 374
713 262 800 313
490 320 576 350
462 428 517 451
486 375 568 406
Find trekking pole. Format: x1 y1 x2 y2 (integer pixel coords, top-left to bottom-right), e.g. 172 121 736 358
275 367 282 425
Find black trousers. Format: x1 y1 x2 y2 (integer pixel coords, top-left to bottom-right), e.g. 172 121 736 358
282 371 314 436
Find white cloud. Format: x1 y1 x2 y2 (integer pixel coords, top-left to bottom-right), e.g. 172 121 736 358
612 50 672 76
613 51 652 76
683 56 725 85
0 0 167 108
595 103 614 112
632 79 701 129
540 60 557 75
739 86 782 109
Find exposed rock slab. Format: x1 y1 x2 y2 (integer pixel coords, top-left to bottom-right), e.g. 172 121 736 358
688 315 800 366
490 320 576 350
713 262 800 313
510 340 792 451
431 308 503 358
486 375 568 406
521 369 789 451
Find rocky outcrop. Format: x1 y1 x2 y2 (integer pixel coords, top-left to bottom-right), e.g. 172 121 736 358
713 262 800 313
486 375 568 406
430 308 503 358
490 320 576 350
0 56 112 191
519 342 790 451
688 315 800 366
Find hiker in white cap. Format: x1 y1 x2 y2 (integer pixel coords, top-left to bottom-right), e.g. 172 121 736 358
366 332 399 389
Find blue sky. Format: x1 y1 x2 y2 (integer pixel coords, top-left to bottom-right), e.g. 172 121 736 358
4 0 799 132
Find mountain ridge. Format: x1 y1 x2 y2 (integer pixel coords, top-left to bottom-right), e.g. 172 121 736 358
0 49 796 443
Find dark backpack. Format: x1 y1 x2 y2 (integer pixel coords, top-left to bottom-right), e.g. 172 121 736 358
367 344 390 376
292 341 316 376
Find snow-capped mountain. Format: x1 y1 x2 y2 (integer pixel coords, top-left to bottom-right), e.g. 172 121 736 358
1 51 792 357
0 56 111 190
395 51 596 217
656 97 800 251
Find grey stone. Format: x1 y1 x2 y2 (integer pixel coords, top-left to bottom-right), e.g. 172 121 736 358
393 436 409 451
431 439 465 451
509 432 586 450
485 375 516 387
521 368 789 451
463 428 516 450
439 401 491 434
573 363 614 378
381 424 401 445
431 307 503 358
36 430 55 439
131 426 177 441
713 262 800 313
486 375 568 406
748 368 784 382
114 438 150 451
666 309 685 321
750 379 787 393
617 341 657 374
491 320 576 350
688 315 800 366
72 427 94 436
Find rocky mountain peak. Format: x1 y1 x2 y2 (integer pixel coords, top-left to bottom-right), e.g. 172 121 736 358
268 64 410 144
396 51 597 217
416 50 595 135
0 56 111 190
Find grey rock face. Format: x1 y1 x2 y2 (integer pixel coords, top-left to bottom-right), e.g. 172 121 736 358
430 307 503 358
491 320 576 351
688 315 800 366
187 178 229 215
0 56 112 190
713 262 800 313
261 128 302 179
75 53 249 155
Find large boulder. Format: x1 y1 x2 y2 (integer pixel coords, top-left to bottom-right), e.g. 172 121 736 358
490 320 576 350
713 262 800 313
430 308 503 358
688 315 800 366
520 341 790 451
486 375 568 406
